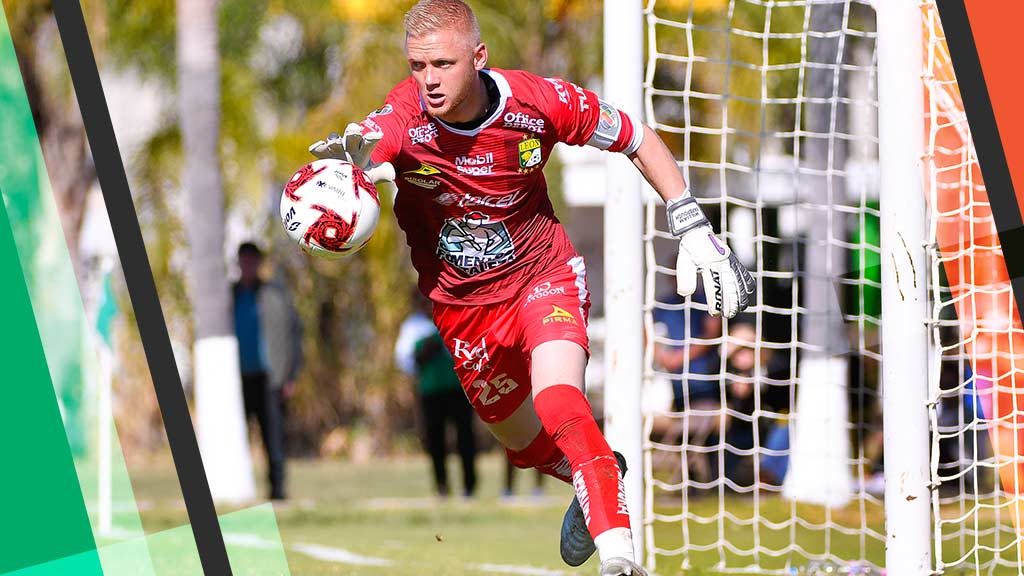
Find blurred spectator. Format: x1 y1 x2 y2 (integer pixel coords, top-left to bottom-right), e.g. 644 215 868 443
503 460 545 500
650 289 723 483
233 242 303 500
722 320 757 487
935 360 992 497
395 293 478 499
723 319 791 489
653 290 723 412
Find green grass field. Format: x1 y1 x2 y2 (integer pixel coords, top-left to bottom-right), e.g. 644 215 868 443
123 453 1019 575
132 454 592 575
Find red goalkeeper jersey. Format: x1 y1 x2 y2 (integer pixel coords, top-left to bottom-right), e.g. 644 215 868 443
365 68 643 305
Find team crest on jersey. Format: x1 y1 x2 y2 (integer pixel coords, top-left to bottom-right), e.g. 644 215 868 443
436 211 516 276
518 137 543 172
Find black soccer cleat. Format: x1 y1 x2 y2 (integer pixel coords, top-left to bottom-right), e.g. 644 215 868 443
559 451 628 567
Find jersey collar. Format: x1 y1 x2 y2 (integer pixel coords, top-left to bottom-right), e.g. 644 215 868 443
430 69 511 137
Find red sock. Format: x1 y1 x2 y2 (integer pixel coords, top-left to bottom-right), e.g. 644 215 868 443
533 384 629 538
506 428 572 483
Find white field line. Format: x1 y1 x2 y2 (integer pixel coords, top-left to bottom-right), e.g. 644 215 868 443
291 542 395 566
468 564 571 576
226 532 586 575
223 533 393 567
223 532 280 549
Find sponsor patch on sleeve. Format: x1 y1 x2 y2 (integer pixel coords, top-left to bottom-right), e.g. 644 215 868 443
587 99 623 150
369 104 393 117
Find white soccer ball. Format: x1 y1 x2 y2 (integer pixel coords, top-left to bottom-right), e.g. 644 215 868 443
280 159 381 259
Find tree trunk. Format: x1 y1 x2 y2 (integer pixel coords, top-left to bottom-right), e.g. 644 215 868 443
177 0 254 502
802 0 849 355
785 0 854 507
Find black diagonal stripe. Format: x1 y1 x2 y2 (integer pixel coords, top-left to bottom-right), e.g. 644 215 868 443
936 0 1024 304
50 2 232 574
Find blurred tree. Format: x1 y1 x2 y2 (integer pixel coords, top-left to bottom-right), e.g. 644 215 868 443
802 0 850 355
176 0 255 499
3 0 107 279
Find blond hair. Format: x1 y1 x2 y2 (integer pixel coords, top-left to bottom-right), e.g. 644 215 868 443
404 0 482 46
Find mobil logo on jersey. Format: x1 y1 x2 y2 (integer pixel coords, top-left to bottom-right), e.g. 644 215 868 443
455 152 495 176
436 210 515 276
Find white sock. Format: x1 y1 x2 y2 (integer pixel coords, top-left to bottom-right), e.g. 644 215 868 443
594 527 635 563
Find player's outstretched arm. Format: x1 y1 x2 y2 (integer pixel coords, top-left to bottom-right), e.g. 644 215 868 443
628 124 756 318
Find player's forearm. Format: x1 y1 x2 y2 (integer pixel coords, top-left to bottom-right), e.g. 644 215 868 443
628 125 689 203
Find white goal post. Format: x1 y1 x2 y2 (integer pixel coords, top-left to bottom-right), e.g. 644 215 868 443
600 0 1024 574
602 0 647 561
874 0 931 573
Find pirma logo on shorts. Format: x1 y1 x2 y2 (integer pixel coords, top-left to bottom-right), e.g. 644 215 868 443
542 305 577 325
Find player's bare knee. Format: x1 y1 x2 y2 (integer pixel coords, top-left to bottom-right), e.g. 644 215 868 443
485 397 543 451
531 340 587 396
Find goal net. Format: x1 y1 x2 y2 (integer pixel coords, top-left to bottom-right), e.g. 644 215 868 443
923 2 1024 574
639 0 1023 574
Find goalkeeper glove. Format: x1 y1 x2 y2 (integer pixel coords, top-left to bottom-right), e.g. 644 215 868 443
309 121 396 189
667 195 755 318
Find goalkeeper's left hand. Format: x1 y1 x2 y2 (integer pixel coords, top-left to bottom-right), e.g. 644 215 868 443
667 196 755 318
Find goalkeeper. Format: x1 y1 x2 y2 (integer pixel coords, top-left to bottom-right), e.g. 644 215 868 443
310 1 755 574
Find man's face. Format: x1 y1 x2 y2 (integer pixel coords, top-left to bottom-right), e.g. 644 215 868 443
239 252 262 283
406 29 487 121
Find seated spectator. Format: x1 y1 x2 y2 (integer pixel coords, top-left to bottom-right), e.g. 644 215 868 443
650 288 723 484
722 319 790 490
653 289 723 411
722 319 758 488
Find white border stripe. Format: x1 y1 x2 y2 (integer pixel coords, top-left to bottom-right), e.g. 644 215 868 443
567 256 588 323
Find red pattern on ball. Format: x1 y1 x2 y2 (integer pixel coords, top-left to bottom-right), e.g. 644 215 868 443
353 168 380 205
284 164 327 202
302 204 358 252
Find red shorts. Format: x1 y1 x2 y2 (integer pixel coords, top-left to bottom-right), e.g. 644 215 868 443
433 257 591 423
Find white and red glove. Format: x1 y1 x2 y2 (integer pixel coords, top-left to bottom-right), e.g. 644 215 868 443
308 122 396 189
667 195 755 318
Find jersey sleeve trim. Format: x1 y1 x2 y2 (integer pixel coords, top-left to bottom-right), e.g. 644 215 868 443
367 79 421 164
621 110 645 155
